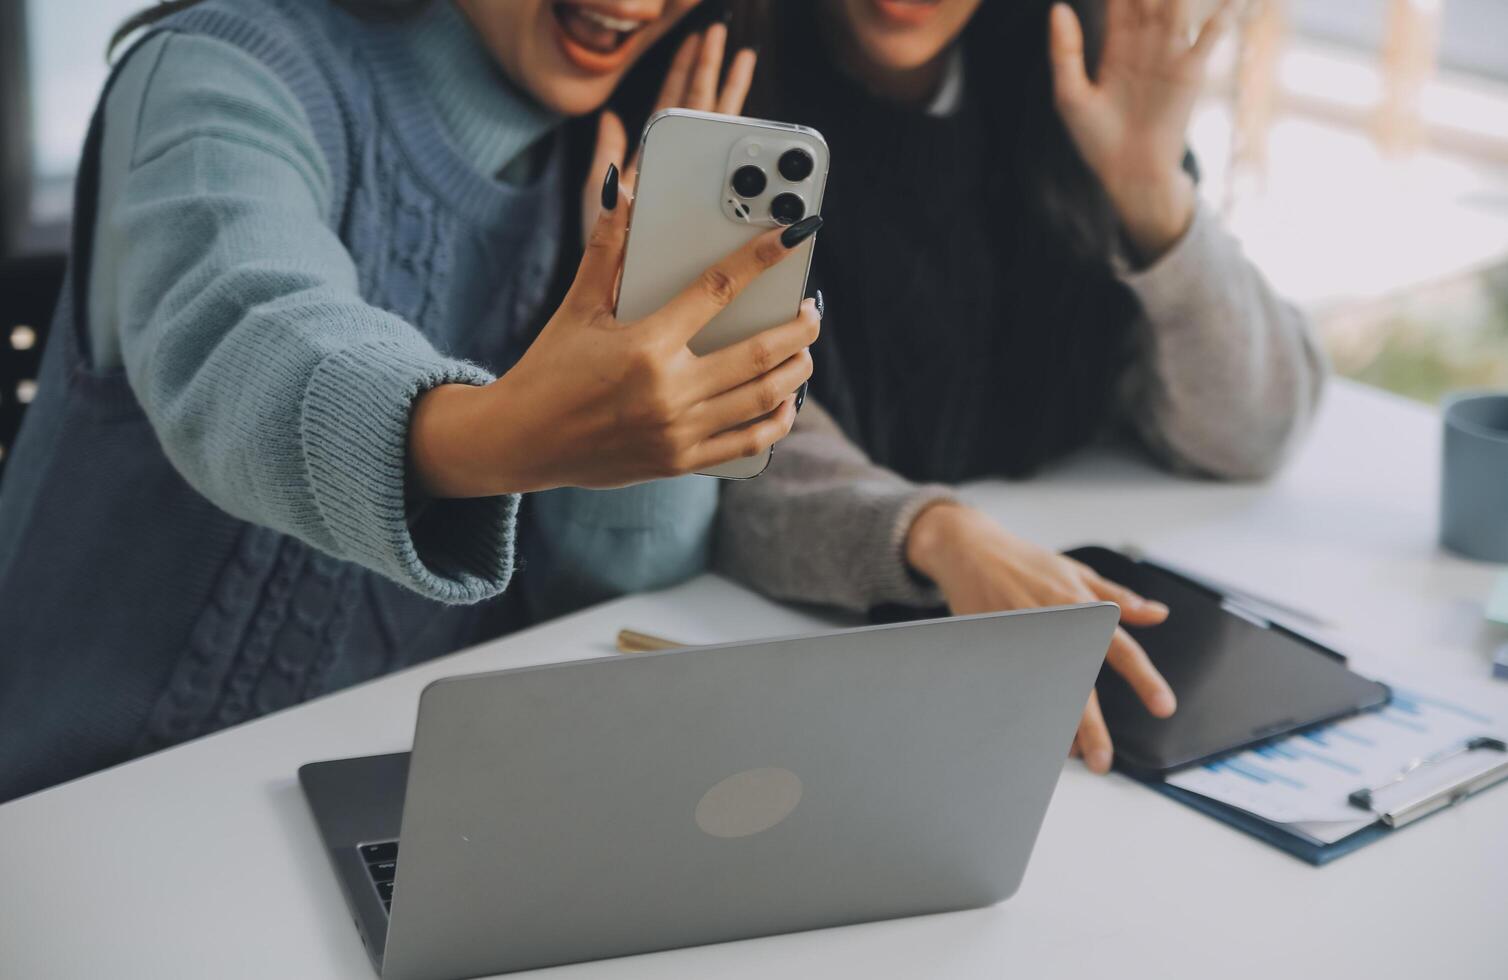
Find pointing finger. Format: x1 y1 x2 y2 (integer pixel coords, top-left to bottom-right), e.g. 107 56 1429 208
648 215 823 345
1083 568 1170 626
1105 627 1177 718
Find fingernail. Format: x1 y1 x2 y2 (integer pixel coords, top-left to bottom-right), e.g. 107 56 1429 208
780 214 823 248
795 381 808 414
814 288 825 319
601 162 619 211
1145 599 1170 617
1151 691 1177 716
1089 749 1112 773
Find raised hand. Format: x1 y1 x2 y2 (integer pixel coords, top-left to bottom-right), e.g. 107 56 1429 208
1049 0 1233 260
410 169 823 497
580 22 757 245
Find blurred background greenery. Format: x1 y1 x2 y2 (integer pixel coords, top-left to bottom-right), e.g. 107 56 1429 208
1326 261 1508 403
1187 0 1508 407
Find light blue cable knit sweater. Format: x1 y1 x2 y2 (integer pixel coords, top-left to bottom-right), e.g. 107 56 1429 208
85 1 717 618
0 0 716 801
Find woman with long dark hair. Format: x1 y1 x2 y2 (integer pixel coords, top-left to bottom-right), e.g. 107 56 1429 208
0 0 818 800
717 0 1325 771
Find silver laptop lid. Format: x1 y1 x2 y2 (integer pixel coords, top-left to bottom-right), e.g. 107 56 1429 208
383 604 1118 980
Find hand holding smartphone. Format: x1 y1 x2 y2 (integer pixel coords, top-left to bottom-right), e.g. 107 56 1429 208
618 110 830 479
409 111 827 498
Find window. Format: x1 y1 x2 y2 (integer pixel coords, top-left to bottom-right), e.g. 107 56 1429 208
1189 0 1508 402
6 0 145 253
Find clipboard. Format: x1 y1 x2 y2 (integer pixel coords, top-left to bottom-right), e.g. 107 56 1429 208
1145 733 1508 865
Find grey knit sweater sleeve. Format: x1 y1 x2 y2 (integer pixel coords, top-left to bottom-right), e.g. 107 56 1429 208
1115 200 1327 479
716 202 1325 611
714 400 956 612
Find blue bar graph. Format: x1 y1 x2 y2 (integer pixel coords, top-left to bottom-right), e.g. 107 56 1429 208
1170 671 1505 843
1222 760 1270 784
1290 746 1362 774
1392 687 1493 725
1376 710 1428 733
1235 759 1307 790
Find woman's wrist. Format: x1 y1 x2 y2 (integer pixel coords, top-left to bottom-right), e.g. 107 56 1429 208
409 382 489 498
1106 169 1197 264
904 500 977 584
408 380 550 499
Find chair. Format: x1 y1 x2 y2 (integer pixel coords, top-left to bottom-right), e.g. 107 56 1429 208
0 254 66 481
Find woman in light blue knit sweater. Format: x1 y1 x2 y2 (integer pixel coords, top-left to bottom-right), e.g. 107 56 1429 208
0 0 821 801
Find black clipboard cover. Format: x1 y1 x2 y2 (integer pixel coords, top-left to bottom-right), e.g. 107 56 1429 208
1066 546 1391 775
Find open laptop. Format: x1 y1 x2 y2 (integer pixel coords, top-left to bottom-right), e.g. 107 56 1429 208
300 604 1119 980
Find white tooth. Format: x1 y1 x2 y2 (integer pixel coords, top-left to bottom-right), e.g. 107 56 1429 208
577 8 641 32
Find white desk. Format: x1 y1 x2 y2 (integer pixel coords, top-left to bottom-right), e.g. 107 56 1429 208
3 380 1504 980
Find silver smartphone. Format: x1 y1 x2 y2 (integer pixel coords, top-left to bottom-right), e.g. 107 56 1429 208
617 108 830 480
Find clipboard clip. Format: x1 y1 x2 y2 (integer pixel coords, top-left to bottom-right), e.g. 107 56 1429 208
1347 735 1508 829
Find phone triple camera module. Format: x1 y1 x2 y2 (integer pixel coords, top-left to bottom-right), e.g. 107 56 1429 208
777 148 815 183
769 192 806 226
731 165 767 199
724 135 818 227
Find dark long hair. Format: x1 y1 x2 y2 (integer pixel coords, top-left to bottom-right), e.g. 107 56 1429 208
737 0 1118 260
734 1 1144 482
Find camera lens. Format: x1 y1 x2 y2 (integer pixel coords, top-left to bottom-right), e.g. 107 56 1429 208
769 192 806 226
731 165 767 199
778 148 815 182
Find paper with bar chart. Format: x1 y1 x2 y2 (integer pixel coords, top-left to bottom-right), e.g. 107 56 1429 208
1166 667 1508 845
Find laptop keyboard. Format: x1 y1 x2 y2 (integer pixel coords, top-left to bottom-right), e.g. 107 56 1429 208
358 840 399 913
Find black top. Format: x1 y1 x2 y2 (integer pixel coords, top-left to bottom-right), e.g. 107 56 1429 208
755 4 1143 484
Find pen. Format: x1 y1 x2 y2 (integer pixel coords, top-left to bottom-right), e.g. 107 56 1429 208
616 629 687 654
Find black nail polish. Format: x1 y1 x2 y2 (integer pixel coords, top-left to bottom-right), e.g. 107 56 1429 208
601 162 619 211
814 289 825 319
795 381 808 414
780 214 822 248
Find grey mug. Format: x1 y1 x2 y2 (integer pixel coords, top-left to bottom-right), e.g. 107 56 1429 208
1440 391 1508 562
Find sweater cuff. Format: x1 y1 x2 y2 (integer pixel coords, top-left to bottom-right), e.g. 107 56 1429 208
299 340 518 604
859 484 957 608
1113 199 1222 324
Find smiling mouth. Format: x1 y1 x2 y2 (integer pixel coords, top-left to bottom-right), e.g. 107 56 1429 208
872 0 944 27
551 2 651 73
